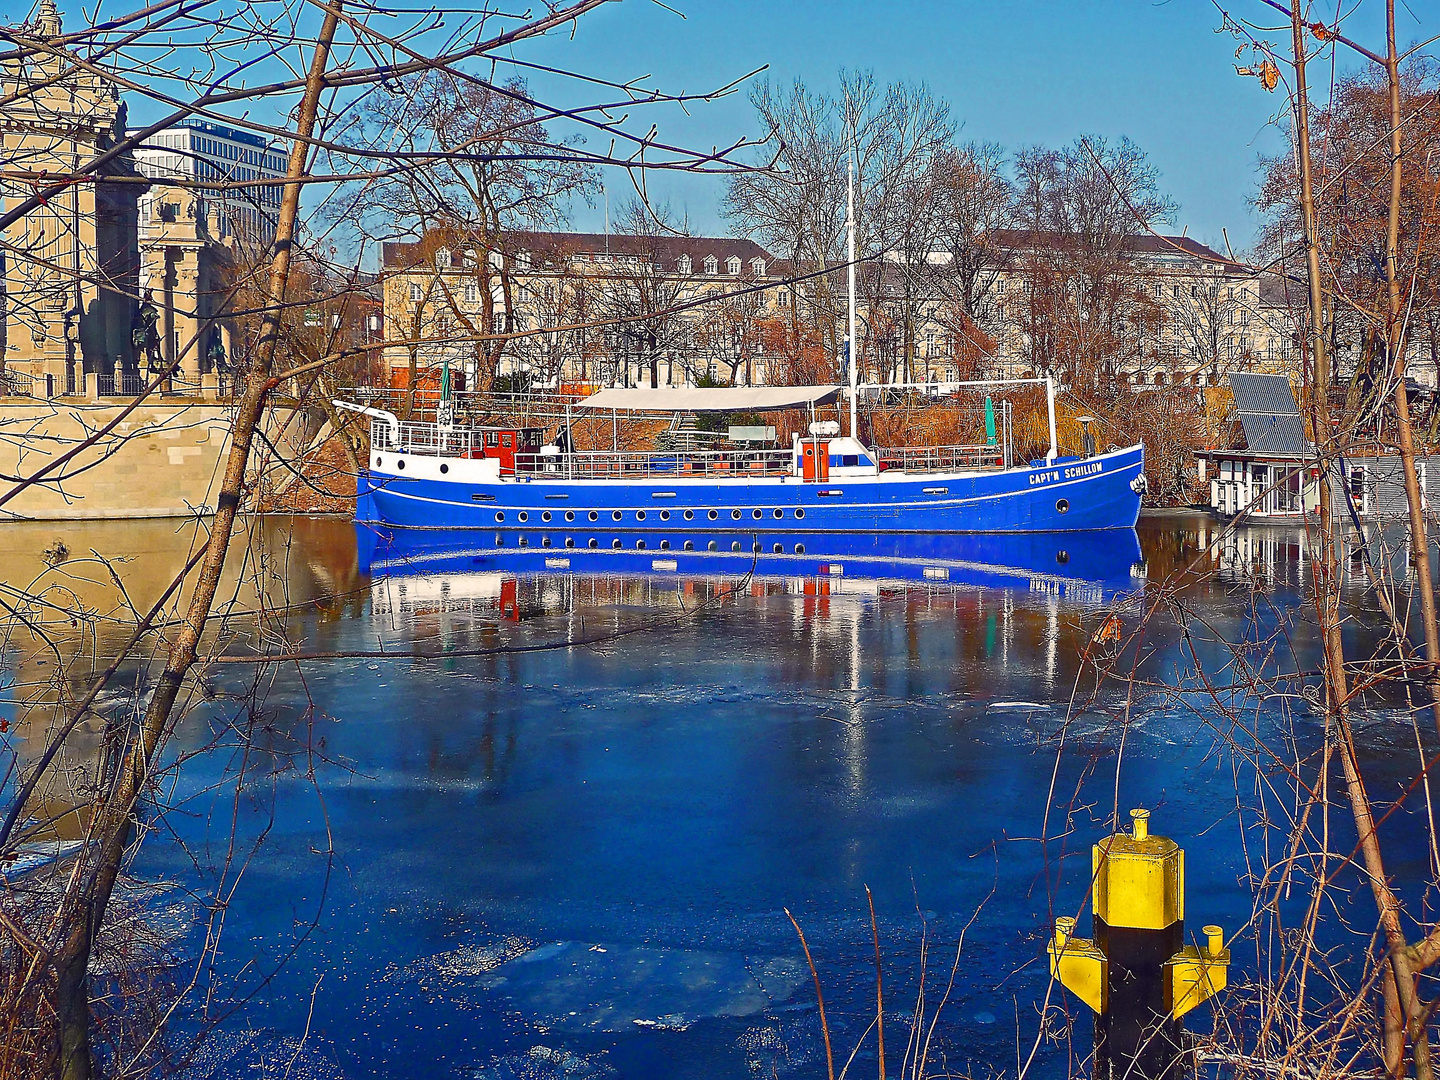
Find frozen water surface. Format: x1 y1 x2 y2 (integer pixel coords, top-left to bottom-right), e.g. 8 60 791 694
55 517 1399 1078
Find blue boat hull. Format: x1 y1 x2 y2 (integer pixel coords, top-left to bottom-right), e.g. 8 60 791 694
357 444 1144 536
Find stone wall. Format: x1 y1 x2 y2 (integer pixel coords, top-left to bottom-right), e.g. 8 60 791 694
0 397 322 519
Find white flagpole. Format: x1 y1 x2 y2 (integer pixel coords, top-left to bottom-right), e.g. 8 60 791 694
847 156 859 444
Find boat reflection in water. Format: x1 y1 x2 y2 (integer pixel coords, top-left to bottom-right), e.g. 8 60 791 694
358 526 1145 612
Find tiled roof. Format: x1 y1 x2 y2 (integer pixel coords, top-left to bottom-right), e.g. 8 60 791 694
986 230 1246 269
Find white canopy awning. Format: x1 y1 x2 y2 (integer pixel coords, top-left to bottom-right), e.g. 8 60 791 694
578 385 842 413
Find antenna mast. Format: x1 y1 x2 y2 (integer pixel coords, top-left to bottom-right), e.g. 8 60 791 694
847 154 859 442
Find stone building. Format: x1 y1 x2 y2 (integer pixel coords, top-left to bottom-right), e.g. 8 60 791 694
380 231 789 391
136 181 239 392
128 119 287 390
969 234 1295 386
0 0 143 396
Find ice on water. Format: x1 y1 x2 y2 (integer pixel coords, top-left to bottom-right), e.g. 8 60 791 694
432 939 808 1033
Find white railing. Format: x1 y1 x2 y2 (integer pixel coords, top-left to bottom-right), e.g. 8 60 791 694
368 417 475 457
516 448 796 480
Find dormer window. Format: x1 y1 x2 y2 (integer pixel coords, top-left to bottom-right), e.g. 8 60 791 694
750 258 766 276
726 256 741 275
678 254 692 275
703 255 718 275
436 249 451 269
516 251 532 270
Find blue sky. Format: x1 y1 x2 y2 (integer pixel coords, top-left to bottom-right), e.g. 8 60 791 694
513 0 1425 254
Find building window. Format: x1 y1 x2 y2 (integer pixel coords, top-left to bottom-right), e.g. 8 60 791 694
464 283 478 304
750 257 766 276
726 256 741 275
1191 285 1199 298
1154 283 1162 298
436 249 451 269
703 255 718 275
409 282 423 302
1173 284 1182 299
678 254 692 275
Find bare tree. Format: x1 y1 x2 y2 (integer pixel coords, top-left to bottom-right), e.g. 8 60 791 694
1009 136 1176 392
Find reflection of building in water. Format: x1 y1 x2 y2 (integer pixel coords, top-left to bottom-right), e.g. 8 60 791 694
1215 527 1310 589
1 517 343 846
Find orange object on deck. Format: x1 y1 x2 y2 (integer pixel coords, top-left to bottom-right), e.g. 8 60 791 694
801 440 830 481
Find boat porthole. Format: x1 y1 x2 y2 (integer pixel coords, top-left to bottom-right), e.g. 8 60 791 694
753 542 762 553
495 511 505 523
636 510 646 521
439 463 449 474
684 510 695 521
612 539 622 549
542 510 552 522
1057 550 1070 565
375 456 382 467
794 544 805 554
565 537 575 548
612 510 623 521
684 541 694 551
541 536 551 548
752 509 763 520
518 511 528 523
708 541 718 551
517 536 528 548
565 511 575 522
795 508 805 519
659 510 670 521
708 509 719 521
732 542 742 552
589 511 599 522
1056 498 1070 514
772 508 783 519
494 534 504 546
397 459 405 470
588 538 598 549
772 543 783 553
731 509 742 520
660 540 670 550
636 539 646 550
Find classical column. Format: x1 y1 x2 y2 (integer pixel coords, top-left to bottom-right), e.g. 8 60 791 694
173 253 201 390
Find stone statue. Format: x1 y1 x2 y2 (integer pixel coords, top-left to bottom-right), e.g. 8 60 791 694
205 325 227 373
133 290 162 373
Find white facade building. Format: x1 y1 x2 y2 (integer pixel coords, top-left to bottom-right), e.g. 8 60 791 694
131 119 286 244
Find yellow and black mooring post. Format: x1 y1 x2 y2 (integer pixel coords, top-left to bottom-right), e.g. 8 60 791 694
1048 809 1229 1080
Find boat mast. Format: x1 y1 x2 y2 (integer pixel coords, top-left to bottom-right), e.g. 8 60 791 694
847 153 859 443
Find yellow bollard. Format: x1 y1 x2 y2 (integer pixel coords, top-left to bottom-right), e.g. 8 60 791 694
1048 809 1229 1080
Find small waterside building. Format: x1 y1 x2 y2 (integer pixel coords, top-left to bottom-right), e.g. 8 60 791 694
1198 373 1440 520
1198 373 1317 518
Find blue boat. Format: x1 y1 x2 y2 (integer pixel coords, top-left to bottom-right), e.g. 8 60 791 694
338 381 1145 540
